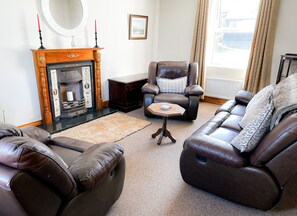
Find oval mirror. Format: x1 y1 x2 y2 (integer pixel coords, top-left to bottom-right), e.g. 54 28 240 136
41 0 88 37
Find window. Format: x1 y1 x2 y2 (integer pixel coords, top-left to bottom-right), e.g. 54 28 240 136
207 0 260 69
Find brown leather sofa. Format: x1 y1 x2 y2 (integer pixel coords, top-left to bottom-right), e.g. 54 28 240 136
180 90 297 210
0 123 125 216
142 61 204 120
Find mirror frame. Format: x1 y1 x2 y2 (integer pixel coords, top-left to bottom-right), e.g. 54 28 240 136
41 0 88 37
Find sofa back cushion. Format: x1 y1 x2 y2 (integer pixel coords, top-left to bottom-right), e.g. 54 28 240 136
0 136 77 199
157 61 189 79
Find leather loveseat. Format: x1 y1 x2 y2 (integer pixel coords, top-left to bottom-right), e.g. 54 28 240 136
0 123 125 216
180 88 297 210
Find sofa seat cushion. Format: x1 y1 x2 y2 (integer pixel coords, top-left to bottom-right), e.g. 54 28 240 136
184 133 247 168
221 114 243 131
210 128 240 143
154 93 189 108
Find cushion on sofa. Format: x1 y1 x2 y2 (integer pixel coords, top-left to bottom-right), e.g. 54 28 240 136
239 84 275 128
270 73 297 129
157 76 187 93
231 102 274 152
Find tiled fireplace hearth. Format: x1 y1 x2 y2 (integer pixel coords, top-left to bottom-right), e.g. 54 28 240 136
32 48 107 128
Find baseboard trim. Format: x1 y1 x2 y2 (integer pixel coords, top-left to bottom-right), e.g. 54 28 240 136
18 120 42 128
202 96 227 105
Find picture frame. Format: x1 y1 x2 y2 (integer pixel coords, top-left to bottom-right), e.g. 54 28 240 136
129 14 148 40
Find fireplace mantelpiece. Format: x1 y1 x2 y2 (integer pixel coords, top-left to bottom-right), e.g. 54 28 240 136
32 48 103 125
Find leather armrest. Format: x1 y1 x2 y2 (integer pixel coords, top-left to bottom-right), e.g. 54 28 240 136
50 136 95 153
0 164 20 190
22 126 51 144
183 134 247 168
184 85 204 96
69 142 124 190
235 90 255 105
142 83 159 94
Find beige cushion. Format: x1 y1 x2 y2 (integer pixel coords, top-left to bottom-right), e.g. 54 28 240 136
239 84 275 128
156 76 187 94
231 102 274 153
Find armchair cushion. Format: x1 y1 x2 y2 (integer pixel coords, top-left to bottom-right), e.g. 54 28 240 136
69 142 124 190
184 85 204 96
157 76 187 93
231 102 274 152
157 61 189 79
142 83 159 95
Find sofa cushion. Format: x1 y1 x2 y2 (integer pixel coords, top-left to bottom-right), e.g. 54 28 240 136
239 84 275 128
157 76 187 94
231 102 274 152
157 61 189 79
270 73 297 129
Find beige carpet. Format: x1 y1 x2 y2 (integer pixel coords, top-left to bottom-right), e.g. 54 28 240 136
52 112 151 144
103 102 297 216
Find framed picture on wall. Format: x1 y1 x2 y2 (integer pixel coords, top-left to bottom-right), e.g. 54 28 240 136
129 14 148 40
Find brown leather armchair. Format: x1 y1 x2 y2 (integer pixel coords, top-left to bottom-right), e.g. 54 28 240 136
142 61 204 120
180 90 297 210
0 123 125 216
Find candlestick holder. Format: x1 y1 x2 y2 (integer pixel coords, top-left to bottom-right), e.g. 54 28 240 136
94 32 99 48
38 30 46 49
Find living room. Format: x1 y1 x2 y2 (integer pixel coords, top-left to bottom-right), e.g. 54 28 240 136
1 0 297 215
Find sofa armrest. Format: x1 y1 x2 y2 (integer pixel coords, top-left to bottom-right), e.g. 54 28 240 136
235 90 255 105
50 136 95 153
142 83 159 95
184 85 204 96
22 126 51 144
183 134 247 168
69 142 124 190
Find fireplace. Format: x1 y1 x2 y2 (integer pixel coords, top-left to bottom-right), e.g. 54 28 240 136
32 48 103 125
47 61 95 120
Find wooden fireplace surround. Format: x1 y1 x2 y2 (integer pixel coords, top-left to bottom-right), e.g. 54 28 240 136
32 48 103 125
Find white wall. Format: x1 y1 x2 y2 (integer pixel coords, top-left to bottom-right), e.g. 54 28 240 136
271 0 297 83
157 0 297 85
157 0 197 61
0 0 159 126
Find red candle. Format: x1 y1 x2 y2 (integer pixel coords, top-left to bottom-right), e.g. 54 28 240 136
37 14 41 31
95 19 97 33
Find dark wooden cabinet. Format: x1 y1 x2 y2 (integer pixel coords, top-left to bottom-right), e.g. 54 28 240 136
108 73 147 112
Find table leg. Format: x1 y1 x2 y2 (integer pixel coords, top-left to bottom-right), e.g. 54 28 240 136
151 117 176 145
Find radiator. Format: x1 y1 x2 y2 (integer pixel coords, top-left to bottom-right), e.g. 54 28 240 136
205 77 244 100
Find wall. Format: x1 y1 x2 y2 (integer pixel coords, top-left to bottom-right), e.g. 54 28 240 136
0 0 159 126
271 0 297 83
157 0 297 88
157 0 197 61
